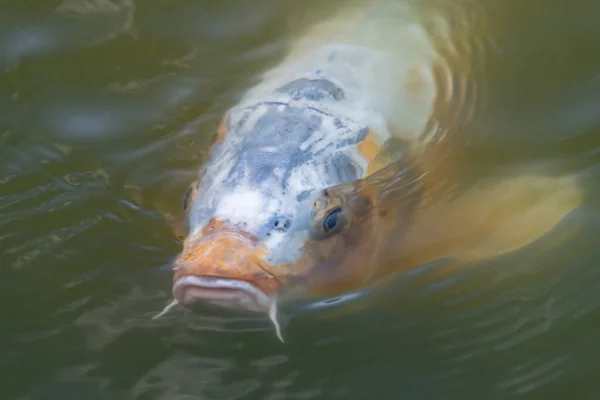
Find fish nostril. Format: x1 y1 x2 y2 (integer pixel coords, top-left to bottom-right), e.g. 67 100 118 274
296 190 313 201
271 216 291 232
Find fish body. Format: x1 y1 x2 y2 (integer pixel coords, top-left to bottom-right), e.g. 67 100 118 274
157 1 582 340
175 2 438 304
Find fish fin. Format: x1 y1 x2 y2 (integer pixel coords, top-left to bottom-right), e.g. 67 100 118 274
399 172 582 272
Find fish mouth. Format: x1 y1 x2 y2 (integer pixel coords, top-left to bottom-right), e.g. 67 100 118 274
173 275 274 313
169 219 282 311
154 219 285 341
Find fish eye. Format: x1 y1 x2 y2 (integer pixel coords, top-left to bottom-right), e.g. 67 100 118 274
183 180 199 213
322 207 342 234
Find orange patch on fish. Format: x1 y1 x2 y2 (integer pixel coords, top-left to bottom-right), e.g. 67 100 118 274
174 218 280 296
357 130 389 175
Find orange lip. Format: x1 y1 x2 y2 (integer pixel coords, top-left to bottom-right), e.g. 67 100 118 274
172 218 281 310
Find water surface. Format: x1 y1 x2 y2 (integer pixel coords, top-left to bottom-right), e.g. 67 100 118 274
1 0 600 399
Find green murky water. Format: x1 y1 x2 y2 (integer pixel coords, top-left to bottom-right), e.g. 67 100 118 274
1 0 599 399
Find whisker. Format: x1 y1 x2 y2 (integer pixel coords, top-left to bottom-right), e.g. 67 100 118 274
152 299 180 319
269 299 284 343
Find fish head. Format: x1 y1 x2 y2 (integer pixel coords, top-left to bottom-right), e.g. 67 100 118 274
176 180 393 312
170 102 415 314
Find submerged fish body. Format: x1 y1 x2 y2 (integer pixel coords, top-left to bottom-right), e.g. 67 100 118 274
158 1 582 339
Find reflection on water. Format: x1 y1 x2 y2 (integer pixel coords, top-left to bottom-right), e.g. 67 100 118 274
1 0 599 399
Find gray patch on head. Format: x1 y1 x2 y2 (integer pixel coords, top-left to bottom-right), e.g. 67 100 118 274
211 103 370 192
188 101 369 248
276 78 345 102
254 164 274 184
324 153 359 183
224 104 323 189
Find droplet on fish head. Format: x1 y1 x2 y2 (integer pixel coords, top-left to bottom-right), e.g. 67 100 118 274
152 299 180 320
269 300 285 343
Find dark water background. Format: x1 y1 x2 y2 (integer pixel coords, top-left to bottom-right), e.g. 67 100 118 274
1 0 600 399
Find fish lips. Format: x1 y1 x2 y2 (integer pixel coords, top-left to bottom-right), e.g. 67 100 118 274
172 275 275 313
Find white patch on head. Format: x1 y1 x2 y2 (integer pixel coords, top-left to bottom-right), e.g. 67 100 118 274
204 182 313 265
215 188 268 230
